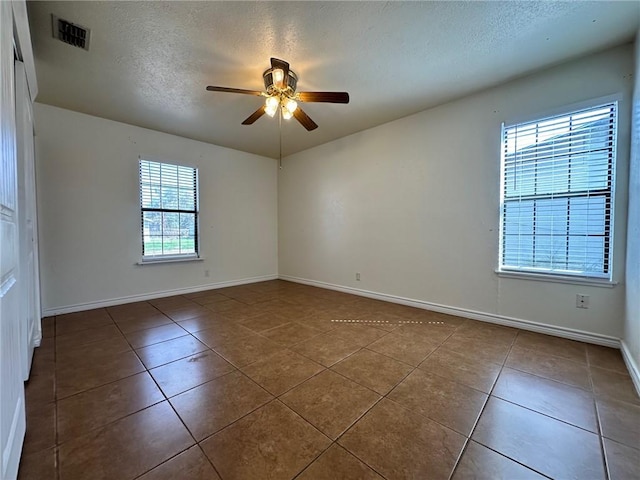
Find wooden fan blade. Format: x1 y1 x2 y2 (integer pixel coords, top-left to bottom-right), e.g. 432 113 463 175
206 86 263 96
298 92 350 103
293 107 318 131
270 58 290 88
242 106 266 125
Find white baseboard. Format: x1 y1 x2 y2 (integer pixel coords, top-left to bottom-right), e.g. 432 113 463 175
279 274 621 348
42 274 279 316
621 340 640 396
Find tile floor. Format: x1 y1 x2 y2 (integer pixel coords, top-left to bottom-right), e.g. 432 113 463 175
18 280 640 480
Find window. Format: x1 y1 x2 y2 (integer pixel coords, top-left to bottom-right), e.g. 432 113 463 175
499 102 617 280
139 159 199 259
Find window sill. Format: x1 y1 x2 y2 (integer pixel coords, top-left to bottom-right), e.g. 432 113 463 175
137 256 204 265
495 270 617 288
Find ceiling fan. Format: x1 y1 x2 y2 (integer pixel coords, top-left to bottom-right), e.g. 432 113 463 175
206 58 349 131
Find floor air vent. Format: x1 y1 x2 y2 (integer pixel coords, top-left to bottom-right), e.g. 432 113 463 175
52 15 90 51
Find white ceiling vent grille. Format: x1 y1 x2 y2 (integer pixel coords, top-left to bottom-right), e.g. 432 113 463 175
52 15 90 51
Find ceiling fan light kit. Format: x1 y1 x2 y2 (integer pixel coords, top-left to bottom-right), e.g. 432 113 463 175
206 57 349 131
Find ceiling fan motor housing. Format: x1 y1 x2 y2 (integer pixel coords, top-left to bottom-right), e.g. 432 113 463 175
263 68 298 94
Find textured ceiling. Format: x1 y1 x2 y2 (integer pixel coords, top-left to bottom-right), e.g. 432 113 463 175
28 1 639 159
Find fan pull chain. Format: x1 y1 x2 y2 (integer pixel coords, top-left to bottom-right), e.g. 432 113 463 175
279 109 283 169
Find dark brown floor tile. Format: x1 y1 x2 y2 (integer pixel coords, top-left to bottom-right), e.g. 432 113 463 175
17 447 57 480
419 346 502 393
212 333 283 368
22 402 55 455
25 369 55 412
596 397 640 448
56 324 124 349
514 331 588 364
224 291 274 305
588 344 629 374
505 345 591 390
418 310 468 327
58 401 194 480
189 292 231 305
281 370 380 439
297 315 341 333
591 366 640 405
148 295 195 309
55 308 113 336
339 398 466 480
57 372 164 443
393 322 457 343
26 288 631 480
150 350 235 397
297 444 383 480
170 370 273 440
290 333 363 367
367 332 439 366
31 338 54 369
332 348 413 395
214 304 264 322
41 317 54 339
472 397 605 479
358 306 411 321
452 441 546 480
239 312 290 333
138 446 221 480
604 438 640 480
388 369 487 436
493 367 598 432
328 325 388 347
352 311 403 330
56 335 132 366
191 322 256 349
161 305 212 322
200 400 331 480
56 350 144 399
107 303 159 322
455 320 519 345
256 298 301 312
176 312 235 333
124 322 188 348
261 322 323 346
114 313 174 334
441 335 512 365
25 343 55 410
136 335 209 369
241 349 324 396
205 298 247 313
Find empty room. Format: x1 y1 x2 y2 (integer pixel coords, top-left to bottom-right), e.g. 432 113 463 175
1 1 639 479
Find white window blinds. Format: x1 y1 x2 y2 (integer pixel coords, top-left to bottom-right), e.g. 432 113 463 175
139 159 199 258
499 102 617 279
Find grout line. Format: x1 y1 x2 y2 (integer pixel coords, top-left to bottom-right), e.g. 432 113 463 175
196 442 225 480
448 327 519 480
105 304 216 480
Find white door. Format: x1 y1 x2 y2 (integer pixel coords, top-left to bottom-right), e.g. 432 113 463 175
0 2 26 479
15 60 41 380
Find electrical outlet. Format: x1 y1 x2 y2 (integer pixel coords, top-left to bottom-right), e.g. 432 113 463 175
356 272 361 281
204 269 210 278
576 294 589 309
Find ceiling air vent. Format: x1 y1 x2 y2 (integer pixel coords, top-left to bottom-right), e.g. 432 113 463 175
52 15 90 51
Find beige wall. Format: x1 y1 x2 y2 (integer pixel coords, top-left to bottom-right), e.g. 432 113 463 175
624 32 640 377
35 104 278 313
279 44 633 340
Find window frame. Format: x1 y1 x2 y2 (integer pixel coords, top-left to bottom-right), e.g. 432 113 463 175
497 100 618 284
138 158 200 263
